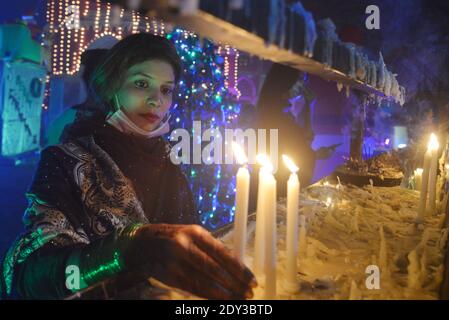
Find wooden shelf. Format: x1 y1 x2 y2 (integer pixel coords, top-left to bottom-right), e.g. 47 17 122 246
153 9 386 98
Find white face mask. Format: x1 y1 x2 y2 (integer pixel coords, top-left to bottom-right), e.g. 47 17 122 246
106 95 171 138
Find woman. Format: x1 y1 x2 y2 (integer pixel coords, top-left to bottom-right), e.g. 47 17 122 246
1 33 256 300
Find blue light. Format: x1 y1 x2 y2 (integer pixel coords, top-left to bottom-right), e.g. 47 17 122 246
167 29 239 231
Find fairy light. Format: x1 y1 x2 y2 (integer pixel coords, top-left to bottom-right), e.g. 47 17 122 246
94 0 101 37
57 0 63 36
59 27 65 74
42 75 51 110
152 17 158 35
46 1 52 33
131 10 137 33
160 20 165 36
105 1 111 32
223 46 230 88
117 25 123 39
65 1 72 74
145 15 150 32
72 25 79 74
73 0 82 74
233 49 241 99
83 0 90 16
50 0 55 33
45 1 170 75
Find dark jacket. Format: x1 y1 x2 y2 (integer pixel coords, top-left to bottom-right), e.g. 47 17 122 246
1 115 198 299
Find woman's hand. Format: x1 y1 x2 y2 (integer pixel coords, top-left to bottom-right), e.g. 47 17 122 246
125 224 257 300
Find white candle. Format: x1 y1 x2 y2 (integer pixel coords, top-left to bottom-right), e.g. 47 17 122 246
232 143 250 261
427 134 439 215
282 155 300 293
414 168 423 191
264 173 277 300
254 159 269 276
255 154 277 299
417 135 436 222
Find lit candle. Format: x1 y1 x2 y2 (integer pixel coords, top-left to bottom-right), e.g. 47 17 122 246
427 134 439 215
255 155 277 299
264 169 277 300
417 134 438 222
253 156 269 277
232 142 250 261
414 168 423 191
282 155 300 293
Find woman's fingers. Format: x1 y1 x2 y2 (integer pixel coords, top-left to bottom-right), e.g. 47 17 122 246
186 226 257 290
176 238 253 298
159 262 244 300
134 224 257 299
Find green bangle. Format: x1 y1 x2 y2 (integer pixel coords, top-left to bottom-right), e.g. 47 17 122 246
66 223 144 292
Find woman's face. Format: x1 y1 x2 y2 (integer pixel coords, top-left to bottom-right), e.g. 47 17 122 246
115 59 176 131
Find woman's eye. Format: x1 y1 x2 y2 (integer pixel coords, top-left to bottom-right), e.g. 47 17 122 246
134 80 148 88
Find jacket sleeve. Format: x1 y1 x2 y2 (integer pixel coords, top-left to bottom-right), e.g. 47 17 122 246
1 146 90 299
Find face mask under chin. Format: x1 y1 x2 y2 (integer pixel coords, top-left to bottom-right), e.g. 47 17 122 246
107 95 171 138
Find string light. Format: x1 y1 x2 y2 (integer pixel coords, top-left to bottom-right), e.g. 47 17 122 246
168 30 240 229
160 21 165 36
234 49 241 99
41 75 51 110
94 0 101 38
83 0 90 16
145 15 150 33
152 17 158 35
105 1 111 32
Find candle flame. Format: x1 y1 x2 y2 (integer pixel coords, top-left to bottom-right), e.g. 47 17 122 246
326 197 332 207
282 155 299 173
232 142 248 165
427 133 439 151
257 154 273 173
415 168 423 175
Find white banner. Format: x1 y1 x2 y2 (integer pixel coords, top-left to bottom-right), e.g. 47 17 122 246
1 61 46 156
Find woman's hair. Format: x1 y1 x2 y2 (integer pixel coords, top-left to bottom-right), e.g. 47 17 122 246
90 33 182 109
61 33 181 142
